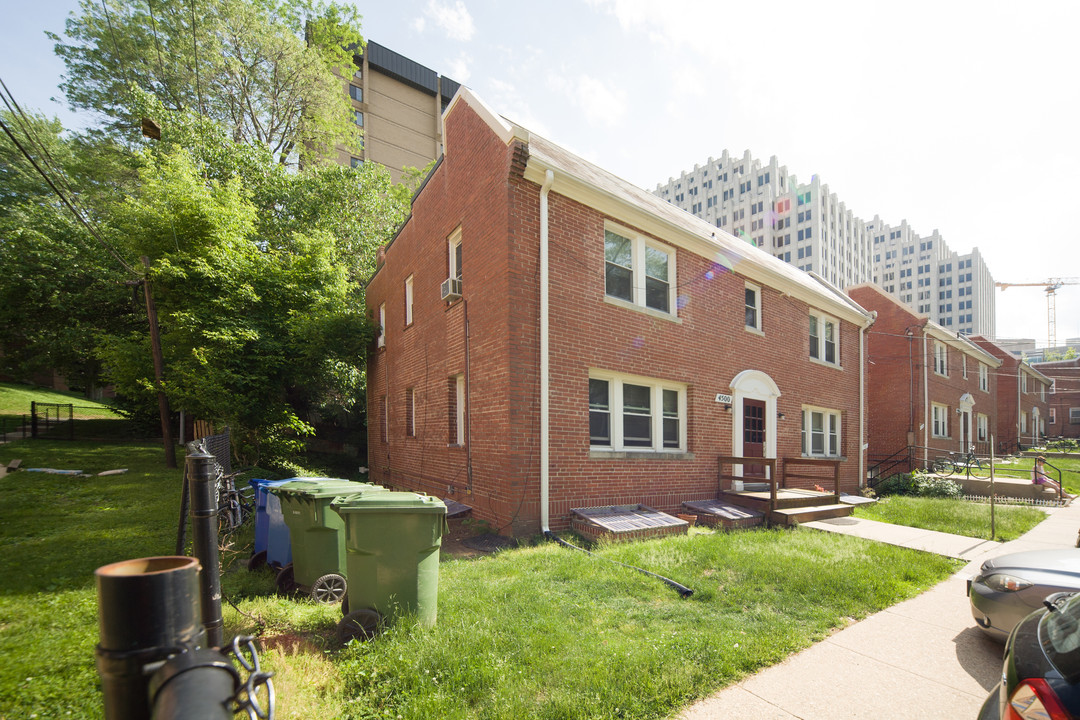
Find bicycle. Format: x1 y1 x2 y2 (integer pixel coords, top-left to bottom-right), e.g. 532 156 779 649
931 445 990 479
218 471 255 535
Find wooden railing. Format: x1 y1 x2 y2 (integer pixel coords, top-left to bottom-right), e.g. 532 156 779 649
781 457 841 497
717 456 778 514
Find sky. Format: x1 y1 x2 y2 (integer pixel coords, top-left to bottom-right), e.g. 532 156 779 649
3 0 1079 348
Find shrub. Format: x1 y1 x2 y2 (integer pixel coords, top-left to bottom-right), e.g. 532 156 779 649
874 471 962 499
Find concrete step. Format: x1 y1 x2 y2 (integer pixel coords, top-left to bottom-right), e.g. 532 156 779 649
770 503 853 526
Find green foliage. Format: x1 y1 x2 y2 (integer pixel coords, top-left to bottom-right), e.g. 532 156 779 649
51 0 364 166
874 471 963 499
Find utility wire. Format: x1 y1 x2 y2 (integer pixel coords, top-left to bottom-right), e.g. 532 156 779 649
0 96 140 277
0 78 80 201
146 0 170 103
99 0 132 89
189 0 204 116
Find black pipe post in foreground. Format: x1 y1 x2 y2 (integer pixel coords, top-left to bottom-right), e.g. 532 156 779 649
95 556 206 720
187 449 224 648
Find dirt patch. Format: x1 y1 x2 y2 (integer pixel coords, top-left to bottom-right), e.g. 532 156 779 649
441 517 518 559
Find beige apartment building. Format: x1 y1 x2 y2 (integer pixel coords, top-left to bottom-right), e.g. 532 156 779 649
340 41 460 183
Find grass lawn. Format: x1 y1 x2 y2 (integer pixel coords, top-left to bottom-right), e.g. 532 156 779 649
1 438 964 720
990 454 1080 495
853 495 1047 541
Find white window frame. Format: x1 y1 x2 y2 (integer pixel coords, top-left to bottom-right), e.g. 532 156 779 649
588 370 687 453
932 402 949 438
800 406 841 457
744 282 763 334
1050 407 1057 424
451 374 465 446
962 355 968 379
979 363 988 392
404 275 414 326
1072 408 1080 425
377 302 386 348
1021 373 1028 394
603 224 678 318
1020 411 1027 434
809 311 840 367
448 227 463 280
977 413 988 442
933 342 948 377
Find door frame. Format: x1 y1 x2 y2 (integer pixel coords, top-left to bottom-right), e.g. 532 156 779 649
729 370 781 478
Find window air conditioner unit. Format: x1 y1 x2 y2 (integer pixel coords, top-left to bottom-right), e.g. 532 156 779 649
441 277 462 301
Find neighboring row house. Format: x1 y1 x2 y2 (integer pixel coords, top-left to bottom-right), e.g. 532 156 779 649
972 338 1053 450
365 90 874 535
1035 358 1080 439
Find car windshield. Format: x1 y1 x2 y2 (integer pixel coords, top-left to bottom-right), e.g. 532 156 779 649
1042 593 1080 680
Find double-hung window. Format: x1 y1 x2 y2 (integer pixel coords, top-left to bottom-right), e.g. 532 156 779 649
932 403 949 438
745 283 762 333
377 302 386 348
1021 373 1028 393
404 275 414 326
604 227 676 316
977 413 988 442
979 363 989 392
934 342 948 376
448 227 463 280
589 371 686 452
1021 412 1028 434
809 312 838 366
801 407 840 457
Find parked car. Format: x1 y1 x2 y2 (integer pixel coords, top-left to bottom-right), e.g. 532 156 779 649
978 591 1080 719
969 549 1080 642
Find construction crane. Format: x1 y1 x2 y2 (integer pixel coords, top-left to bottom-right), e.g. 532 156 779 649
995 278 1080 349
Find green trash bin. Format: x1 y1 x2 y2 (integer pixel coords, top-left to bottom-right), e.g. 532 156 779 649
270 480 384 603
330 491 447 642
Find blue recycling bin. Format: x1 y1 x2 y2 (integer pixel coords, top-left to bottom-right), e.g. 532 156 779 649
249 477 356 571
247 478 293 571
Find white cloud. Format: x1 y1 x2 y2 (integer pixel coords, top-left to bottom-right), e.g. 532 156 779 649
447 52 471 84
548 72 626 130
412 17 426 33
423 0 476 42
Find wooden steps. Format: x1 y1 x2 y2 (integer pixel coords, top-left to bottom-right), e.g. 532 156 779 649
769 503 853 526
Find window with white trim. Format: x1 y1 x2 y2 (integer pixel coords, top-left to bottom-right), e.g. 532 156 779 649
933 342 948 376
801 407 840 457
979 363 988 392
809 312 838 366
588 371 686 451
932 403 949 438
404 275 414 326
1020 412 1027 434
377 302 386 348
1021 373 1028 393
448 227 462 280
1072 408 1080 425
745 282 762 332
603 227 676 315
449 374 465 446
962 355 968 379
1040 381 1046 402
1050 407 1057 424
977 413 988 442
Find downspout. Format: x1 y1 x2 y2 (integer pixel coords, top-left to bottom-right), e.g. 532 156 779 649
539 169 554 533
1017 366 1022 450
859 321 867 488
922 331 930 466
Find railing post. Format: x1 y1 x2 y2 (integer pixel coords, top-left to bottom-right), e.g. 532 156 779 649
186 450 223 648
30 401 37 438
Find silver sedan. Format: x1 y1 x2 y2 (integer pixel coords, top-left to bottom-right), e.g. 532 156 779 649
968 549 1080 642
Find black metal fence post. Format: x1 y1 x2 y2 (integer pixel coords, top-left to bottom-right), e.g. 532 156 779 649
186 450 224 648
94 556 206 720
30 401 37 438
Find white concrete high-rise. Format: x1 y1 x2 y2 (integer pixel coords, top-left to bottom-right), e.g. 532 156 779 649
655 150 995 336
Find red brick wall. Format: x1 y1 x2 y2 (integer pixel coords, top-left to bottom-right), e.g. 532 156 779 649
368 99 867 535
850 285 998 469
971 337 1051 450
1039 360 1080 439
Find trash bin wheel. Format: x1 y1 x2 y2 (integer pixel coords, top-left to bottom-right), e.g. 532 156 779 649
275 564 299 595
246 550 267 571
310 573 347 604
337 608 383 644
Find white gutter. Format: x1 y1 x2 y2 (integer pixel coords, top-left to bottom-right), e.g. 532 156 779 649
539 169 554 532
859 322 866 487
922 331 930 465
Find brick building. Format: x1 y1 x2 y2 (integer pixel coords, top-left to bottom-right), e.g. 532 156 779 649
847 284 1001 473
1035 358 1080 439
365 89 874 535
972 337 1053 451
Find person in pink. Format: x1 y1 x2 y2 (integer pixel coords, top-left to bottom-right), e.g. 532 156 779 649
1032 455 1069 498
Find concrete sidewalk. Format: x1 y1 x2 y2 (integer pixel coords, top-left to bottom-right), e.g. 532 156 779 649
677 501 1080 719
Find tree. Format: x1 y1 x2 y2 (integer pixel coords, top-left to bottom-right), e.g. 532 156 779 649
51 0 364 165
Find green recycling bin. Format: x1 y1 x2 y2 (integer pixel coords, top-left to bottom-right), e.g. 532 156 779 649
331 491 447 642
270 480 385 604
